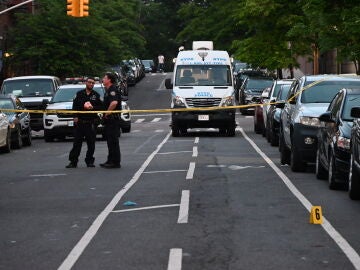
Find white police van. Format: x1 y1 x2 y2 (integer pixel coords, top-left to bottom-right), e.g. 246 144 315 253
165 41 236 136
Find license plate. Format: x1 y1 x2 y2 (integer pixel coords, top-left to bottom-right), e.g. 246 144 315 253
68 121 74 127
198 115 209 121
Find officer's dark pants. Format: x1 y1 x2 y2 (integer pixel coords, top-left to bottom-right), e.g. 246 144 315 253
69 122 96 165
104 119 121 165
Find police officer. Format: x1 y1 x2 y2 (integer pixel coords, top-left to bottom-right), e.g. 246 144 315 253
100 72 122 168
66 77 102 168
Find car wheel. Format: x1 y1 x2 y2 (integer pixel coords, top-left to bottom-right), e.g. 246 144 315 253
266 123 271 143
269 126 279 146
290 144 306 172
328 154 340 190
44 130 54 142
12 127 23 149
254 120 262 134
279 133 290 165
227 125 236 137
349 154 360 200
315 148 328 180
22 128 32 146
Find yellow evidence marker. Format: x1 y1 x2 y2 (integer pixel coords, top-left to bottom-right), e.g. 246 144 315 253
310 206 323 224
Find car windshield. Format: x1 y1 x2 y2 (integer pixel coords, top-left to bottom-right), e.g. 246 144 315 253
301 80 360 103
51 86 104 103
175 65 232 86
342 95 360 121
1 79 54 97
247 79 273 89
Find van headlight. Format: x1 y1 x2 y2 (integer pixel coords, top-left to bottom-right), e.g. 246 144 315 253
173 96 186 107
221 96 235 107
300 116 321 127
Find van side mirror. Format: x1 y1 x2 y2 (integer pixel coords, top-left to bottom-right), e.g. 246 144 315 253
42 98 50 109
165 78 173 89
351 107 360 118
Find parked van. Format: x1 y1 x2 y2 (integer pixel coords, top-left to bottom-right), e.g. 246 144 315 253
0 76 61 131
165 42 236 136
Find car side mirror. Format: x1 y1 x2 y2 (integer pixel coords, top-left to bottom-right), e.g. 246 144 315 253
319 112 334 123
165 78 173 89
351 107 360 118
42 98 49 109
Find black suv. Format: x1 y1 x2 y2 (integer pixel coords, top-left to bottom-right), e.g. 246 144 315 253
316 88 360 189
349 106 360 200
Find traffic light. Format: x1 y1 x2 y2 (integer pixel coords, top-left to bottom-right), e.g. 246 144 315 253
67 0 80 17
80 0 89 17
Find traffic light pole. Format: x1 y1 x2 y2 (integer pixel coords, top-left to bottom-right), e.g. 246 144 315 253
0 0 34 15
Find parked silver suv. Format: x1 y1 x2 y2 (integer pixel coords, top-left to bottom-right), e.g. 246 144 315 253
43 83 131 142
278 74 360 172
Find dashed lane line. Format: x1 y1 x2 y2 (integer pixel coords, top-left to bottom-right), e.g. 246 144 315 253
167 248 182 270
177 190 190 224
186 162 196 180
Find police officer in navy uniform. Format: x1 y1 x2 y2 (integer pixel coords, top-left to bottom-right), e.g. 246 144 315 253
66 77 103 168
100 72 122 168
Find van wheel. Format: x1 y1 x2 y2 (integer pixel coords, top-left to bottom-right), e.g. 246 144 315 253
349 154 360 200
171 124 180 137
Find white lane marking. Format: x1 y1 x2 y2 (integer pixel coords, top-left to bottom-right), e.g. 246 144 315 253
143 170 187 174
151 118 161 122
135 119 145 123
131 130 141 133
158 151 192 155
245 116 253 119
167 248 182 270
192 146 198 157
133 113 170 117
155 129 164 132
194 137 199 144
30 174 66 177
112 204 179 213
238 127 360 270
228 165 265 170
178 190 189 224
186 162 196 180
58 131 172 270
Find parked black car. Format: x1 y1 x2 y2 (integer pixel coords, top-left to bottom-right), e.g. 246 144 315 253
267 84 291 146
0 95 32 148
349 106 360 200
238 76 274 115
316 88 360 189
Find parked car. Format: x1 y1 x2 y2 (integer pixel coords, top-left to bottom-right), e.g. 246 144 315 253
122 60 137 86
0 95 32 148
142 59 156 73
238 76 274 115
0 75 61 131
316 88 360 190
348 107 360 200
263 79 294 137
278 75 360 172
253 86 272 134
267 84 292 146
43 84 131 142
110 64 129 96
0 110 11 153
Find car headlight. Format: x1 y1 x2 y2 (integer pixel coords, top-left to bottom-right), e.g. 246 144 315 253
173 96 186 107
300 116 321 127
337 136 350 150
221 96 235 107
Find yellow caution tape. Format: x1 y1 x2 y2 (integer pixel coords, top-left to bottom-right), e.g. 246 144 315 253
0 78 332 115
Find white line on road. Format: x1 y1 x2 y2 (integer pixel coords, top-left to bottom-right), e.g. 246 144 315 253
167 248 182 270
57 131 172 270
112 204 179 213
30 174 67 177
178 190 189 224
151 118 161 122
192 146 198 157
143 170 187 174
238 127 360 270
135 119 145 123
186 162 196 180
194 137 199 144
157 151 192 155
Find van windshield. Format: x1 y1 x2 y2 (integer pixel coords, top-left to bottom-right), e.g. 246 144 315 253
175 65 232 86
1 79 55 97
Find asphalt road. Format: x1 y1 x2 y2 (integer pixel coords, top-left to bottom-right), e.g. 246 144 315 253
0 73 360 270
